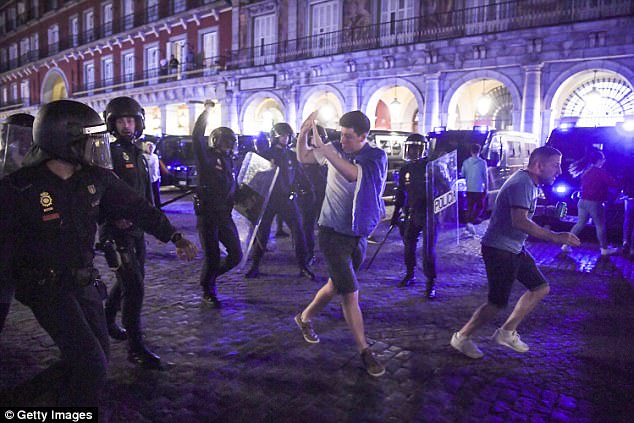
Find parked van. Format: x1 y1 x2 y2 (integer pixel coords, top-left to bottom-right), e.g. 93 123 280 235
156 135 198 188
427 128 539 218
366 129 412 204
539 125 634 233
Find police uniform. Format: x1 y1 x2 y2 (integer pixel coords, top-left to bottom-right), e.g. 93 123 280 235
192 114 243 305
247 145 311 278
101 138 155 348
393 157 437 297
297 162 326 262
0 165 177 405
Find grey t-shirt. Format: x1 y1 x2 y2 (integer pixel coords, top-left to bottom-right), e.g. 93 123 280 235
314 146 358 236
481 169 539 254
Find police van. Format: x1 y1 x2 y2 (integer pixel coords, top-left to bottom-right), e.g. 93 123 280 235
427 127 539 219
156 135 198 188
366 129 412 204
538 124 634 233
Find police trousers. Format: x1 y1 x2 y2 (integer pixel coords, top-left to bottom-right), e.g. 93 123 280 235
18 279 109 406
105 234 146 338
399 218 437 281
197 208 243 291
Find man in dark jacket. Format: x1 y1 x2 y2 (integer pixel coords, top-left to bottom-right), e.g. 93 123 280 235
0 100 196 405
192 104 243 307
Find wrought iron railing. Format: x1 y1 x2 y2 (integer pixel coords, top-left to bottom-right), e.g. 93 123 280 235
227 0 634 69
72 55 227 96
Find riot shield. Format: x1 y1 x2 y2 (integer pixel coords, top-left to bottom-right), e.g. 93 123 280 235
232 151 279 268
0 124 33 178
426 150 459 250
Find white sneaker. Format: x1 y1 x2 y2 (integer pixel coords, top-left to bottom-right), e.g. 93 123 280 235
450 332 483 359
465 223 476 235
491 328 529 353
600 247 618 256
561 244 571 253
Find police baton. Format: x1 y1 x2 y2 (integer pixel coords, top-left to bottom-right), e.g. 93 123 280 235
365 224 397 271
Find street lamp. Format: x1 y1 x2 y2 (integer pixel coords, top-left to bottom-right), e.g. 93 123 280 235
389 85 401 120
476 79 491 116
585 70 602 105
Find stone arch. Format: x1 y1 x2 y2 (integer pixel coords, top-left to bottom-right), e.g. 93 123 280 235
361 77 424 132
441 70 522 130
298 84 345 128
40 68 69 104
239 91 286 134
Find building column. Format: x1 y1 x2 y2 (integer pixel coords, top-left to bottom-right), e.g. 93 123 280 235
159 104 167 135
520 64 543 136
423 73 441 133
285 86 298 129
344 82 359 113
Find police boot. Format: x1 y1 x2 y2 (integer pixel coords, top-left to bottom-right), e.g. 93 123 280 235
397 271 416 288
202 286 221 308
245 263 260 279
104 304 127 341
128 335 162 370
425 278 437 300
298 265 316 281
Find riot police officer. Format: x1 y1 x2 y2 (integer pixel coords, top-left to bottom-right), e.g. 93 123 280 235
100 96 163 369
245 122 314 279
0 100 196 405
391 133 437 299
0 113 34 333
192 105 243 307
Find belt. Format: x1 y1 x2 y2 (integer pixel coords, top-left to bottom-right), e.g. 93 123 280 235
18 267 100 288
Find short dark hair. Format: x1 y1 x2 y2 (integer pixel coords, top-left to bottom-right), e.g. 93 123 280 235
470 143 482 155
528 146 561 167
339 111 370 136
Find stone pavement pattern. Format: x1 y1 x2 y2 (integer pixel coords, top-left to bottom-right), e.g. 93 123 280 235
1 199 634 422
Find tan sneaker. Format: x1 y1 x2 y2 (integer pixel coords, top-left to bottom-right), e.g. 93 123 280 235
294 313 319 344
360 348 385 377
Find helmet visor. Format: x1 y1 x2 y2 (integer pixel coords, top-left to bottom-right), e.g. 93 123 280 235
403 141 428 161
0 123 33 178
81 124 113 169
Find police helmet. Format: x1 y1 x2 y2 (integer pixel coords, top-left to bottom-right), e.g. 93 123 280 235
403 133 429 161
209 127 237 154
103 96 145 140
5 113 35 128
32 100 112 168
307 124 328 147
255 132 271 154
1 113 35 177
270 122 294 147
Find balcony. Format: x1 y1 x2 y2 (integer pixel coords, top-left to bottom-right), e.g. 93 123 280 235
227 0 634 69
72 55 227 97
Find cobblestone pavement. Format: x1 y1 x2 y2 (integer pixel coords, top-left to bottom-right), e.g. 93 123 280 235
1 195 633 423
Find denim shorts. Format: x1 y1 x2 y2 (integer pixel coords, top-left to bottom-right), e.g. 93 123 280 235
318 227 366 294
482 245 548 307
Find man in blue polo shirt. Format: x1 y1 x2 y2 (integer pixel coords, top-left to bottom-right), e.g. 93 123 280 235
450 146 580 359
294 110 387 377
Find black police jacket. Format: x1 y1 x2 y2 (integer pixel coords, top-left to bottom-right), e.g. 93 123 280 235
0 164 176 282
191 113 236 213
102 139 153 237
394 159 429 225
260 146 305 201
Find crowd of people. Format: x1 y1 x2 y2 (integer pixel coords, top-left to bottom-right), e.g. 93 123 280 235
0 96 631 406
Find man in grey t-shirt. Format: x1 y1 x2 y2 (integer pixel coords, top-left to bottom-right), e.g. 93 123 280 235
450 147 580 359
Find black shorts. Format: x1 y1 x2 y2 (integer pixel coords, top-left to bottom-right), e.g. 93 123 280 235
318 227 366 294
482 245 548 307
